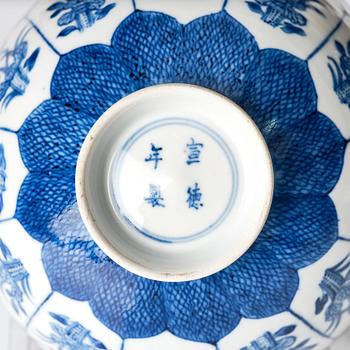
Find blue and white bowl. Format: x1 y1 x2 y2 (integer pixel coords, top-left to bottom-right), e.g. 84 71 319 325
0 1 350 349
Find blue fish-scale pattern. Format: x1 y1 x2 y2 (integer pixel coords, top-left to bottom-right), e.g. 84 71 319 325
51 45 138 117
257 196 338 270
162 279 241 344
16 172 75 242
217 246 299 318
181 12 259 102
90 266 166 339
268 112 346 195
15 9 346 345
241 49 317 136
112 11 183 86
42 204 110 301
17 100 94 172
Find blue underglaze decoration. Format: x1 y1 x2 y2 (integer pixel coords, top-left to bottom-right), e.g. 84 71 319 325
0 28 40 110
328 40 350 108
187 183 204 210
241 325 317 350
0 239 31 316
144 143 163 169
307 16 344 61
245 0 326 36
47 0 116 37
186 138 203 165
39 312 107 349
113 117 237 243
144 184 165 208
16 10 345 344
316 254 350 334
0 144 6 213
113 118 239 243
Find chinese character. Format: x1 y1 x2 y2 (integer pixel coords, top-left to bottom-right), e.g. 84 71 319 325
145 143 163 169
186 138 204 165
144 184 165 208
187 183 203 210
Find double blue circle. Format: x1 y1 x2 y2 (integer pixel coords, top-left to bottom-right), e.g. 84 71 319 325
111 117 238 243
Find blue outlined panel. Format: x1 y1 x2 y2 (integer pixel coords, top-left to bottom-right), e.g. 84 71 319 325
27 0 134 55
291 240 350 339
0 21 59 131
0 130 27 221
225 0 342 60
0 219 51 326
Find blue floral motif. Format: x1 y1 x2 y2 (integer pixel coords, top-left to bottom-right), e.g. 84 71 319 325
15 11 345 344
328 40 350 108
0 239 32 316
39 312 107 349
245 0 325 36
47 0 116 37
241 325 317 350
0 144 6 212
0 28 40 109
316 254 350 334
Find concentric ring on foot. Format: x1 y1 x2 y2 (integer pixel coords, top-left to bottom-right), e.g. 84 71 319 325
76 84 273 282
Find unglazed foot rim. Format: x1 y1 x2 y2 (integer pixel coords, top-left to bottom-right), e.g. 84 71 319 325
76 84 274 282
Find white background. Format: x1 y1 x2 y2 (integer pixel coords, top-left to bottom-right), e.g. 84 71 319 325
0 0 349 349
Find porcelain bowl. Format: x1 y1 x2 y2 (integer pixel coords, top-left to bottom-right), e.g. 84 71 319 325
0 1 350 349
